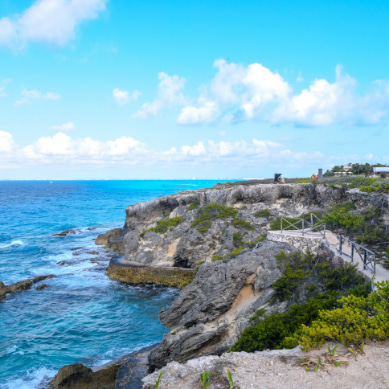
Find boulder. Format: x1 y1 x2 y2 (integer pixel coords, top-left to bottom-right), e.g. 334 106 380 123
0 275 55 299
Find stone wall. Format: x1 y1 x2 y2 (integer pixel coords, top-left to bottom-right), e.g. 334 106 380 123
267 231 324 255
107 256 196 288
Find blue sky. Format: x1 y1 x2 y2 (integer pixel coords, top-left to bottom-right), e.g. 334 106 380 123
0 0 388 179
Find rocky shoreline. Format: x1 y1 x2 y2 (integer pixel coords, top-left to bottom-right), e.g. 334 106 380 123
47 182 389 388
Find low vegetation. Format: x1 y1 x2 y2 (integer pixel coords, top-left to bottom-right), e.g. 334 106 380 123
230 251 370 353
190 203 238 234
298 281 389 350
140 216 183 237
348 177 389 194
322 202 389 244
187 199 200 211
254 208 270 218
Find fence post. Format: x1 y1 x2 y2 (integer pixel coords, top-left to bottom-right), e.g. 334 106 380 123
363 250 367 270
339 235 342 254
351 244 354 263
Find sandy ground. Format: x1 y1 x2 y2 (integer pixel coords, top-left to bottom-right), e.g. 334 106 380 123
142 340 389 389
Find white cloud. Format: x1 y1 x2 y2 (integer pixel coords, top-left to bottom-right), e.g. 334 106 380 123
0 130 326 170
0 79 12 97
0 131 15 153
15 89 60 106
134 72 185 118
177 99 220 125
296 72 304 83
176 60 389 126
0 0 108 47
113 88 141 106
23 132 146 162
50 122 75 131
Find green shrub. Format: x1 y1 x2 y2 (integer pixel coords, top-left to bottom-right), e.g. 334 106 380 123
140 216 183 237
233 232 243 248
195 260 205 270
212 246 244 262
187 199 199 211
163 211 171 217
230 251 369 353
348 177 389 194
191 203 238 234
298 281 389 350
254 209 270 218
322 203 389 244
232 219 255 231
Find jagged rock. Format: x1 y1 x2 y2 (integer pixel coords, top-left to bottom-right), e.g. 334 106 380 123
96 228 124 254
120 183 389 270
49 345 157 389
36 283 48 290
0 275 56 299
53 229 80 237
48 362 119 389
148 240 296 370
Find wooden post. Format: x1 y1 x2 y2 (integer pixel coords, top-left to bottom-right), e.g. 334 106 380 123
339 235 342 254
363 250 367 270
351 244 354 263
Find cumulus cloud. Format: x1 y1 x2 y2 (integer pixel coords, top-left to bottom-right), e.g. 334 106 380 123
113 88 141 106
0 130 325 170
15 89 60 106
134 72 186 118
0 79 12 97
0 131 15 153
23 132 146 162
0 0 108 47
50 122 75 131
176 60 389 126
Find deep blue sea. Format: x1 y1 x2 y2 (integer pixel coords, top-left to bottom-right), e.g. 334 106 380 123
0 180 227 388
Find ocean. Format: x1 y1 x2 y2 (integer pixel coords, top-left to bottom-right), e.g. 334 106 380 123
0 180 227 388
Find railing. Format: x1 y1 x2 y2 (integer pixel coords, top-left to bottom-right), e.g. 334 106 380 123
338 235 376 275
280 213 326 237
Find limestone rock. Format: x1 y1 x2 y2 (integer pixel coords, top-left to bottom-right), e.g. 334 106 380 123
48 362 119 389
148 240 296 370
95 228 124 254
0 275 55 299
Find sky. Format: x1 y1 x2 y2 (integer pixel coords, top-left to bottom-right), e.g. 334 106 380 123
0 0 389 180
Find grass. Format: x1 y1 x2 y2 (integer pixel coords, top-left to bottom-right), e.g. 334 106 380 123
187 199 200 211
140 216 183 237
254 208 270 218
191 203 238 234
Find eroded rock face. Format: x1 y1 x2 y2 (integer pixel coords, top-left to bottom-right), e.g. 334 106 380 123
95 228 124 254
120 184 389 269
148 240 296 370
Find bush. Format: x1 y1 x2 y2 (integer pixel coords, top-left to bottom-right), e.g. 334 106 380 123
233 232 243 248
140 216 183 237
232 219 255 231
230 251 370 353
254 209 270 218
322 203 389 244
348 177 389 194
187 199 199 211
298 281 389 350
191 203 238 234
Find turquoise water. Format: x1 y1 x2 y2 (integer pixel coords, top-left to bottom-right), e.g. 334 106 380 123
0 180 226 388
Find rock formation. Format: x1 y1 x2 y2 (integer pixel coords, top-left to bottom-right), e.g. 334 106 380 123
0 274 55 299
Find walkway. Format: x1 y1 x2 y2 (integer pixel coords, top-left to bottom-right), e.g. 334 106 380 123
268 229 389 283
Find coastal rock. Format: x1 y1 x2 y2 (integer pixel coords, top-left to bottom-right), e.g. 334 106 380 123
49 345 157 389
53 229 80 237
0 275 55 299
48 363 119 389
148 240 296 369
96 228 124 254
120 183 389 270
107 256 196 288
36 283 48 290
